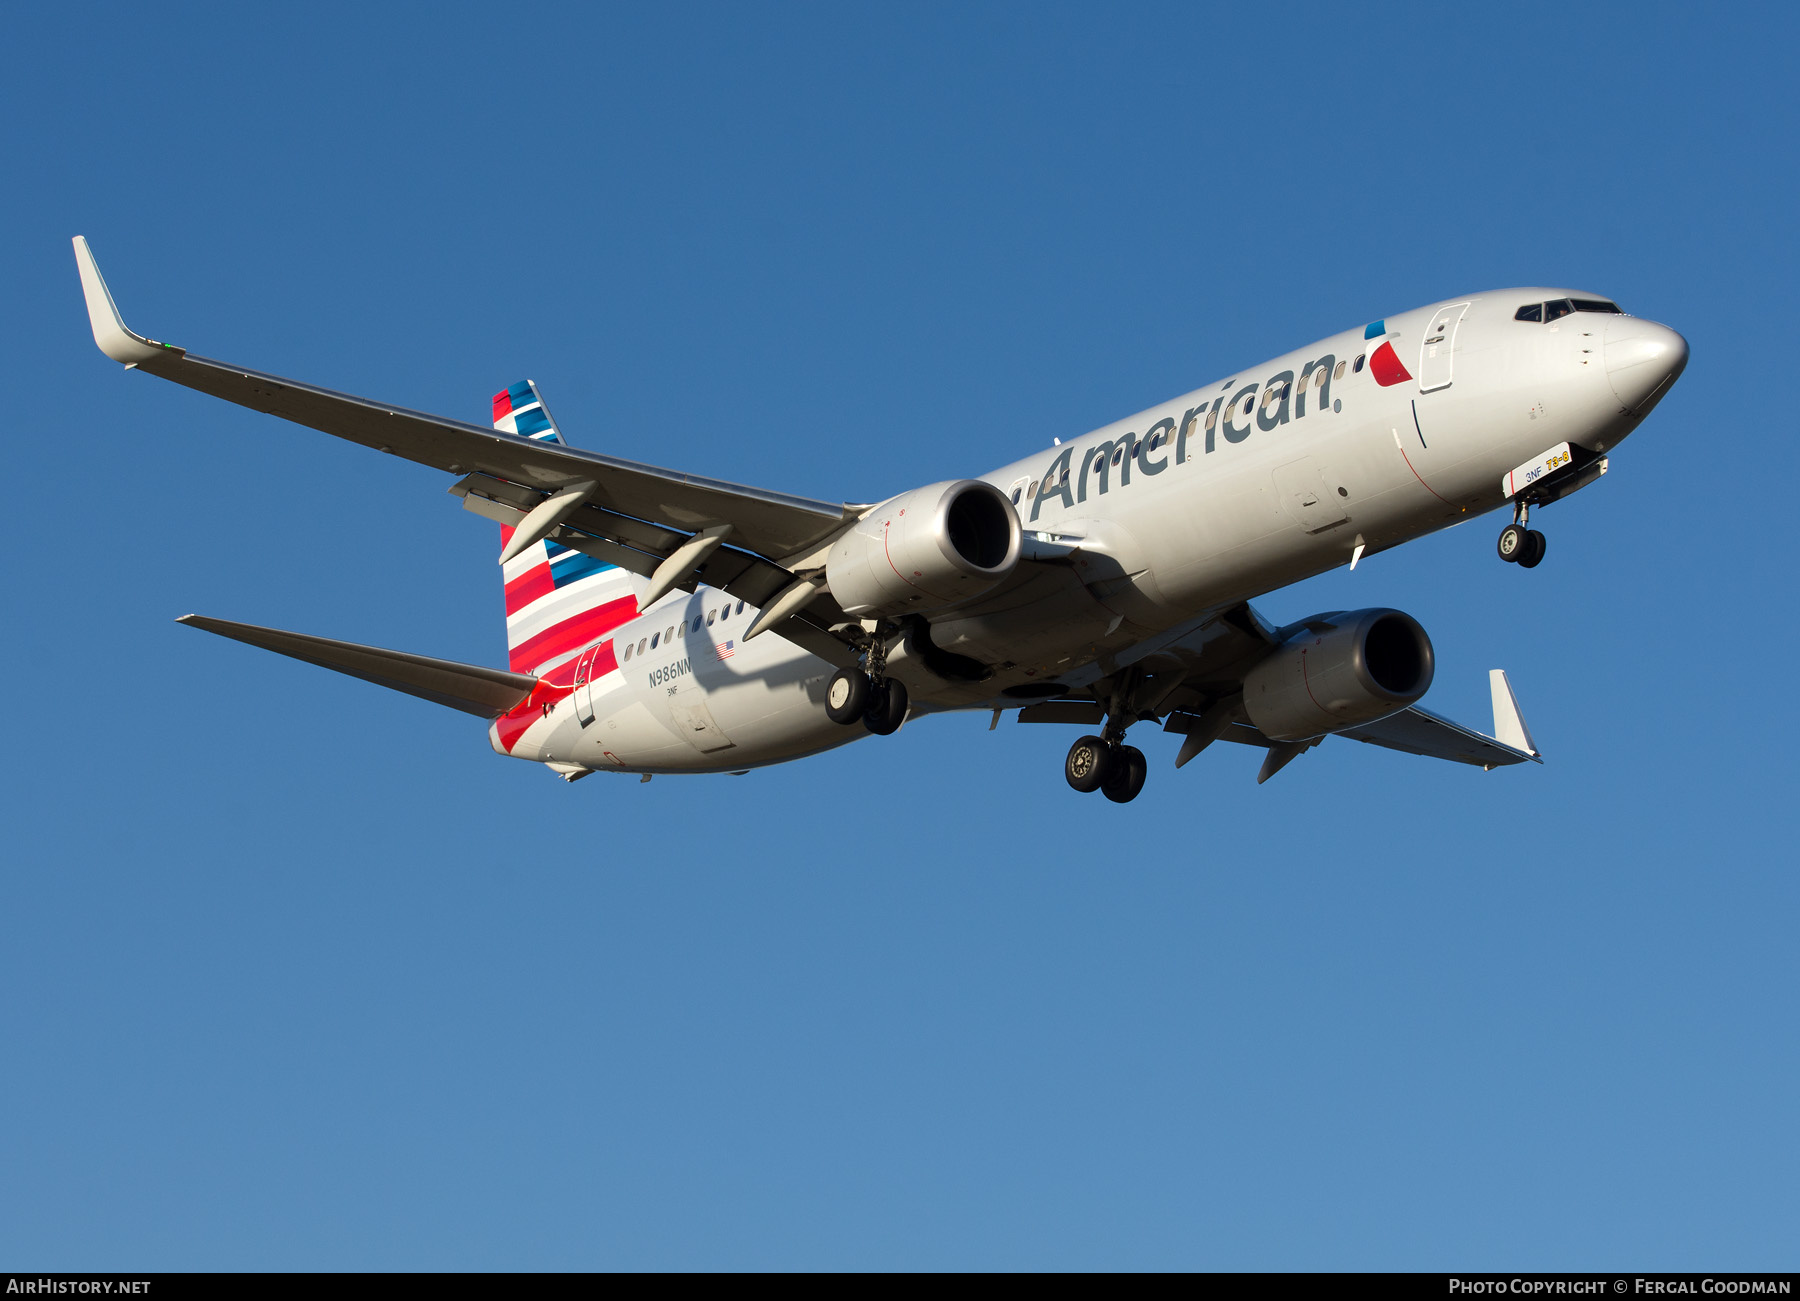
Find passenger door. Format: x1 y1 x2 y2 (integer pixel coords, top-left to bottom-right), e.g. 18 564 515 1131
574 646 598 725
1417 301 1470 393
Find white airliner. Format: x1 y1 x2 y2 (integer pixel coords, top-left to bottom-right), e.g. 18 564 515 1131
74 237 1688 801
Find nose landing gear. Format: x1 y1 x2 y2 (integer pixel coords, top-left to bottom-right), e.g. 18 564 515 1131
1497 503 1547 569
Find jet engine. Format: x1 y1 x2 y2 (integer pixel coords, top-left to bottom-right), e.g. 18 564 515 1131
826 479 1021 618
1242 608 1435 742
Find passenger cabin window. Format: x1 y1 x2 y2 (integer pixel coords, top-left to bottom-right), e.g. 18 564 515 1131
623 644 633 661
650 633 660 649
637 638 647 654
735 600 745 614
1352 354 1365 373
693 616 703 631
1028 479 1039 498
1515 303 1543 322
1572 298 1622 314
707 609 716 626
1544 299 1574 322
1204 408 1218 429
1334 361 1347 379
1010 486 1021 504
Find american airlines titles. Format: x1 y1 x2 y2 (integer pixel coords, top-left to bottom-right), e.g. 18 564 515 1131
1029 352 1339 522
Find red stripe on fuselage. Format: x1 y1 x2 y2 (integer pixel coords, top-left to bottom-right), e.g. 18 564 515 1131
493 636 622 753
508 596 637 673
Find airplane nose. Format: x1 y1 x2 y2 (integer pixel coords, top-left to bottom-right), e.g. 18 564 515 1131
1605 316 1689 411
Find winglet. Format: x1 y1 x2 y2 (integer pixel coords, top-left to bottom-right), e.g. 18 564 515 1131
1489 670 1539 756
72 236 185 366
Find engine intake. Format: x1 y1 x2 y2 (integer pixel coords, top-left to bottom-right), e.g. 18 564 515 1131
827 480 1021 618
1242 608 1435 742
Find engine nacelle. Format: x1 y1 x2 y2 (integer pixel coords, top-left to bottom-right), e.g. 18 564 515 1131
1242 608 1435 742
826 479 1021 618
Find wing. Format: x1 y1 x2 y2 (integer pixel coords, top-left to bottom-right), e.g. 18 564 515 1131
75 238 864 662
178 615 538 718
1337 704 1540 769
75 237 853 558
1034 605 1541 778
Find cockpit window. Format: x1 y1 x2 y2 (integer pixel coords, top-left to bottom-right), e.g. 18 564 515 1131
1515 303 1543 323
1572 298 1622 314
1544 299 1575 322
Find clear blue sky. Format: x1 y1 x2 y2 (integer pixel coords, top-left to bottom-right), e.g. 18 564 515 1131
3 1 1795 1271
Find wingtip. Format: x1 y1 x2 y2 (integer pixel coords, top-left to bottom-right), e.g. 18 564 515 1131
1488 668 1540 758
72 236 184 366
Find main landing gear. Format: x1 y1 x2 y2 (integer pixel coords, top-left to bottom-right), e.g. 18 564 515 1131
1497 501 1547 569
1064 732 1147 803
825 630 909 736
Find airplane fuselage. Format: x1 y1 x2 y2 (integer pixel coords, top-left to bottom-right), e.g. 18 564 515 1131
494 287 1686 775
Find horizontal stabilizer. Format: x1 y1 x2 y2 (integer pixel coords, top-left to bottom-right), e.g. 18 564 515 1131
177 615 537 718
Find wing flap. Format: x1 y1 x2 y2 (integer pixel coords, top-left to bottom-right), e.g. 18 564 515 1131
177 615 537 719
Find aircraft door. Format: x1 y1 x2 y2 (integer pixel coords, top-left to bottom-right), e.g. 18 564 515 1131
1417 301 1470 393
574 646 598 725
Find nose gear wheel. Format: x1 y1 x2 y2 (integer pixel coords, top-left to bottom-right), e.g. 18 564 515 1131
1499 501 1548 568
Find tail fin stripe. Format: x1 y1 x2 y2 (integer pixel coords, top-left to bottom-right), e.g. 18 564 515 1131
504 564 556 616
513 406 555 439
547 547 615 587
508 595 637 673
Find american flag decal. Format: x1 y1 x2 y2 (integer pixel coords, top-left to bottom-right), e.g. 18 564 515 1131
716 640 736 661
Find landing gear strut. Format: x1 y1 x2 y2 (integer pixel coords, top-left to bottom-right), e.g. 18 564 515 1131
1497 501 1547 568
825 625 910 736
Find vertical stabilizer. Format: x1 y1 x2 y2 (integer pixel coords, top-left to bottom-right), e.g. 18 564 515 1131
490 381 640 675
1489 670 1538 755
492 379 565 445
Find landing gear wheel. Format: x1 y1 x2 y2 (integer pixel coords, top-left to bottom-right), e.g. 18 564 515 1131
863 677 909 735
1497 523 1529 563
826 667 870 724
1517 530 1547 569
1101 745 1148 803
1065 735 1113 793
